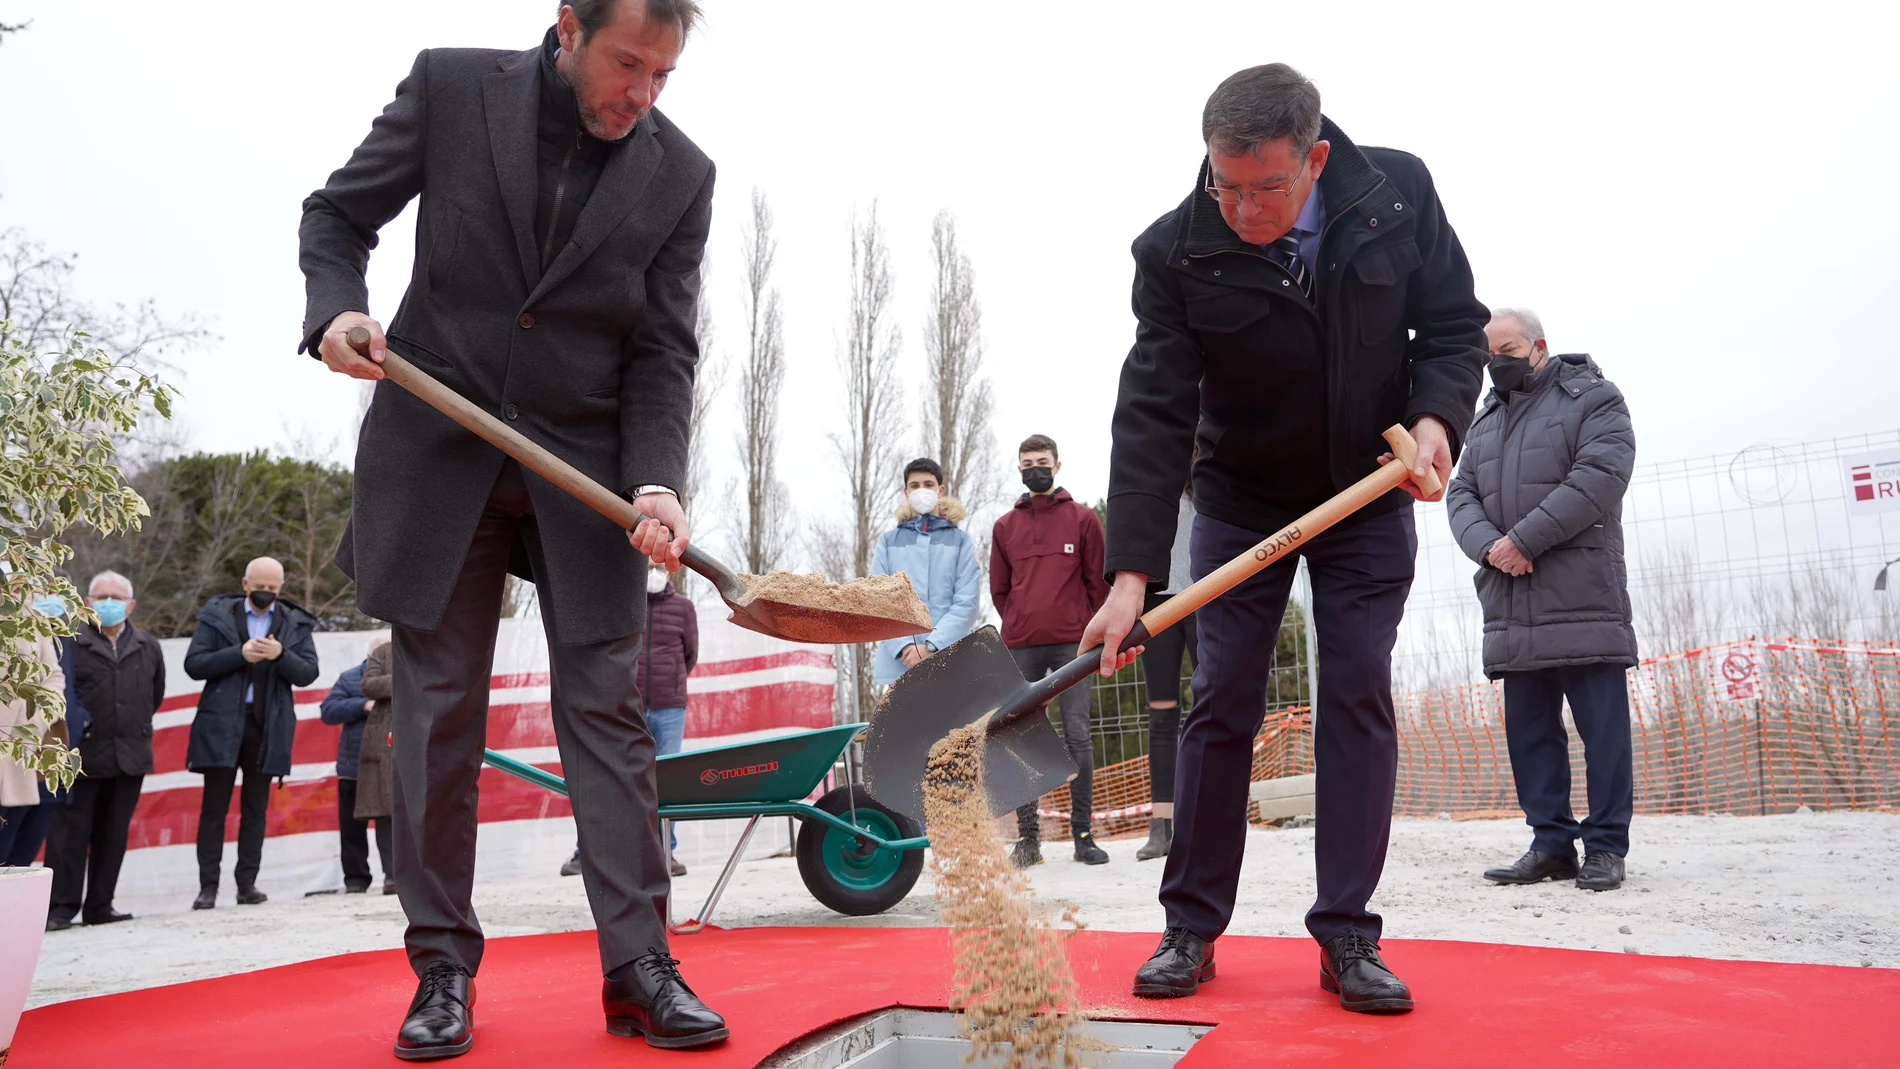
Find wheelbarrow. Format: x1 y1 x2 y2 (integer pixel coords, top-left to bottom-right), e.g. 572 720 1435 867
481 723 928 934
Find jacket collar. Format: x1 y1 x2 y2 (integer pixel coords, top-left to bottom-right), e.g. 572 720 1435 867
75 620 139 652
1013 488 1075 510
1185 115 1386 258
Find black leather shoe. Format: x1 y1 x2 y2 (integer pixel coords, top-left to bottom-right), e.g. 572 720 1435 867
1010 838 1043 868
236 886 268 905
1319 932 1413 1013
1132 927 1214 998
345 882 371 894
1135 818 1172 861
560 849 583 877
83 908 133 925
384 881 398 896
394 961 475 1061
45 915 72 932
192 887 217 910
1073 832 1109 865
1577 851 1625 891
1483 849 1579 885
603 949 729 1048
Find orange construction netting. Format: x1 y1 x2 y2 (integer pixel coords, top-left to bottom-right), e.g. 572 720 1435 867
1020 639 1900 842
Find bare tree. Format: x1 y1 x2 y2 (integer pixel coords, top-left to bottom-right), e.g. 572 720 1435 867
673 255 725 596
0 228 208 371
731 190 792 574
919 211 997 516
832 204 906 718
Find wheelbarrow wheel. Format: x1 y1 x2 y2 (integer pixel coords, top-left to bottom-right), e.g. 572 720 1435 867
796 786 924 916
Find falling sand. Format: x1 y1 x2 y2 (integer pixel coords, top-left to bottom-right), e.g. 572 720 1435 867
727 571 933 644
924 716 1087 1069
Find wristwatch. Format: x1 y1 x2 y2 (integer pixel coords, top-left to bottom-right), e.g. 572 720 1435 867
632 485 678 500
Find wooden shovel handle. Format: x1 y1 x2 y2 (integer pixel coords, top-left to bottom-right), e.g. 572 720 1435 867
1137 424 1439 639
345 326 737 591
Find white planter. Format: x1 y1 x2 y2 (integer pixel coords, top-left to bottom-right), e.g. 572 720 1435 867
0 867 52 1065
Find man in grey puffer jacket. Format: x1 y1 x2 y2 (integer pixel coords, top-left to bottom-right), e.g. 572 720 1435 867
1446 308 1637 892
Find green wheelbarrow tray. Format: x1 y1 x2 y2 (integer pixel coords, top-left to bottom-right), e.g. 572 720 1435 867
481 723 930 934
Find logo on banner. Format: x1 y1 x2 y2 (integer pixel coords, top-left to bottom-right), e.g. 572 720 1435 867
1842 448 1900 515
1712 643 1759 702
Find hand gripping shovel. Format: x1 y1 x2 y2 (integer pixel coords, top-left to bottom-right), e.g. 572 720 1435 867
345 327 932 644
862 425 1444 821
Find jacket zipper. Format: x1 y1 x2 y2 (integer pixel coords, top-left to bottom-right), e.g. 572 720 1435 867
539 129 581 272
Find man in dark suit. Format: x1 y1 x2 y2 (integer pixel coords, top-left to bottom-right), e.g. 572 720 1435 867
1085 64 1487 1013
297 0 722 1059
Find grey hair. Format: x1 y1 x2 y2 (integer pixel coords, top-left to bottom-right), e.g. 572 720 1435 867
1489 307 1547 344
89 570 133 598
1202 64 1323 158
564 0 702 42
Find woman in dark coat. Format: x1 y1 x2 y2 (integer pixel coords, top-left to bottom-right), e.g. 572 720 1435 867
355 638 394 871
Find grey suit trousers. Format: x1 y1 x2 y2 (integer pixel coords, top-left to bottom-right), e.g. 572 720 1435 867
390 461 668 977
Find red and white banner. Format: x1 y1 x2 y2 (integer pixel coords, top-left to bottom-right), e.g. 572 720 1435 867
107 608 834 912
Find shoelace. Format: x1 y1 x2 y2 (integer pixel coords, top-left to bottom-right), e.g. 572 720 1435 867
637 949 686 987
416 962 466 1004
1333 931 1381 967
1156 928 1196 954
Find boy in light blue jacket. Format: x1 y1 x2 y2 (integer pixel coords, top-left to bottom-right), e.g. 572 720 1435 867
871 458 983 686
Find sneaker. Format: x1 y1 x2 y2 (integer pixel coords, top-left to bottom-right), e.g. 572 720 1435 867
1010 838 1043 868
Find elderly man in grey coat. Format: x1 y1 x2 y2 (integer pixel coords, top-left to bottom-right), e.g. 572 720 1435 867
1446 307 1637 892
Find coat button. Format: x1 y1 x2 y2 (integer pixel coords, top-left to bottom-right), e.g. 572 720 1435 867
518 312 535 329
1394 202 1403 211
1180 259 1188 266
1213 269 1222 276
1369 218 1379 227
1281 279 1291 287
503 403 520 420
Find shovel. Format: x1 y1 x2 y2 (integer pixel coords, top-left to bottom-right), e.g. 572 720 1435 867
344 327 932 644
862 424 1444 821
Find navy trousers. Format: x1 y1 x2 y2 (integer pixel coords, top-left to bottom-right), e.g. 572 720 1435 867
1501 663 1633 857
1159 506 1414 945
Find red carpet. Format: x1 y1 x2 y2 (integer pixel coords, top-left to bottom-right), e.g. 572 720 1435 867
16 927 1898 1067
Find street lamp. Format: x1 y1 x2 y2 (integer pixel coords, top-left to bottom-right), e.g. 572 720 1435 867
1876 555 1900 592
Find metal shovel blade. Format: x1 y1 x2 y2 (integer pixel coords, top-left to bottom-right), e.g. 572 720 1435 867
861 627 1076 823
722 592 931 645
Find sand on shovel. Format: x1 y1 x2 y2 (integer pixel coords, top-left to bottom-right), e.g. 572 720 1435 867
727 571 933 644
924 716 1088 1069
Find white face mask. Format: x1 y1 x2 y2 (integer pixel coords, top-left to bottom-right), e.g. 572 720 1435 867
646 570 670 594
907 487 939 516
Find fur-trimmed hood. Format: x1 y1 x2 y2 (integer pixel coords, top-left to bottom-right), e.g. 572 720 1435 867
893 495 967 524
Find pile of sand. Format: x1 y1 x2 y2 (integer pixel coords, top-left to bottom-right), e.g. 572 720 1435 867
730 571 933 643
923 717 1086 1069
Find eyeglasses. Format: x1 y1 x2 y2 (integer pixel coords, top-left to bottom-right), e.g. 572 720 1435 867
1205 159 1308 206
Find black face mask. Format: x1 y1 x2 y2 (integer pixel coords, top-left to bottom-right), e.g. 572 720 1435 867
1488 353 1533 395
1020 466 1055 494
248 589 277 611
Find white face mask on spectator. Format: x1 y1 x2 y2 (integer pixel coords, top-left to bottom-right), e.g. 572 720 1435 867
646 569 670 595
907 488 939 516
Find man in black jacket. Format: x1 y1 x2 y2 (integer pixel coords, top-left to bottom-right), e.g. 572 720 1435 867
298 0 724 1057
45 570 165 931
183 557 320 911
1085 64 1487 1012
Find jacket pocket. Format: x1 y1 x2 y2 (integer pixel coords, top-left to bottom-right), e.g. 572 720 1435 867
1351 240 1422 347
1184 288 1272 334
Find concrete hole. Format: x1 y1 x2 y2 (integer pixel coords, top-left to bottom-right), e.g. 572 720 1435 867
758 1008 1211 1068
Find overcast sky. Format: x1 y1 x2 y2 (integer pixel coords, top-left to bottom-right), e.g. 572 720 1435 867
3 1 1897 565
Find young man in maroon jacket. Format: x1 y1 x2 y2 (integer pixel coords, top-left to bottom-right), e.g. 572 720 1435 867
989 435 1112 867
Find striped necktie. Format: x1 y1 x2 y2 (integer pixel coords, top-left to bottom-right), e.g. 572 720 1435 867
1268 233 1312 299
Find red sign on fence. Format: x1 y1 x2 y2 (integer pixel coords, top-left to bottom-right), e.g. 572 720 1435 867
1842 448 1900 515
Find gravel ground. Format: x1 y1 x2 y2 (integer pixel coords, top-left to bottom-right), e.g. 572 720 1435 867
27 811 1899 1008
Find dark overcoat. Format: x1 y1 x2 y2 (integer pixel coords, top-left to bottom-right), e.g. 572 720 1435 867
67 621 165 779
297 43 714 645
182 595 320 776
1446 354 1638 677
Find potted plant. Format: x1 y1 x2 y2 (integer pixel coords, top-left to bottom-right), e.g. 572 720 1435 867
0 866 52 1063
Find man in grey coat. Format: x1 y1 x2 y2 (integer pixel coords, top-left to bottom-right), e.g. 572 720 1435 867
298 0 723 1057
1446 307 1637 893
